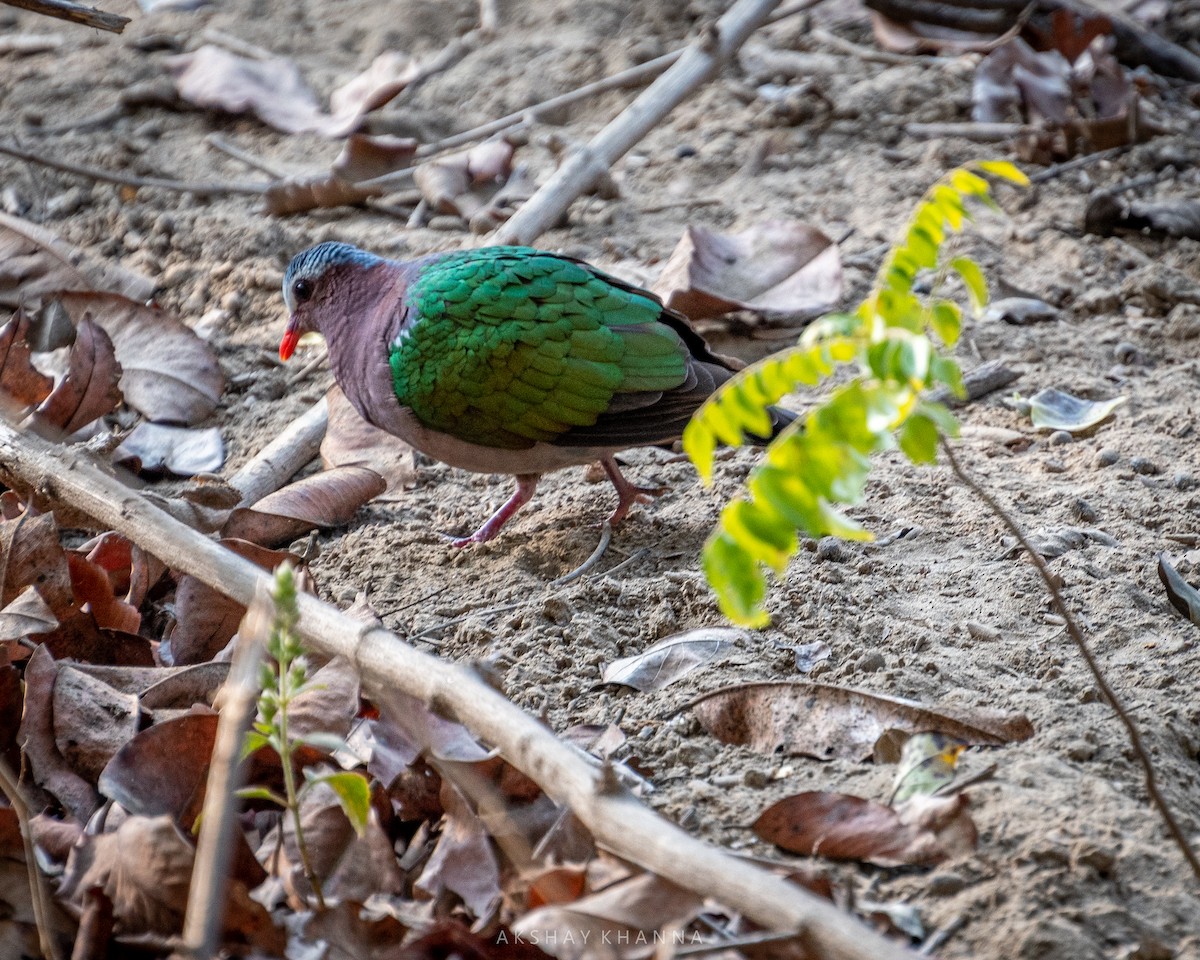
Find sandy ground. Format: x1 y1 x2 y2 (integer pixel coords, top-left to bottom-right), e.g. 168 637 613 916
2 0 1200 955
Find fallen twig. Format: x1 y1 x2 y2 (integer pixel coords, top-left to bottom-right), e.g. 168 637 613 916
550 521 612 586
0 758 64 960
1029 145 1129 183
1 0 127 32
492 0 786 245
906 121 1039 142
0 140 268 197
929 358 1019 406
227 396 329 507
179 590 268 960
0 417 915 960
941 438 1200 882
205 134 287 180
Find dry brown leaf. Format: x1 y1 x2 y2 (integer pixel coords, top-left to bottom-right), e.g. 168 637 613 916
0 308 53 407
653 220 842 322
372 688 492 764
56 292 224 425
165 540 305 665
52 663 141 781
98 713 217 827
600 627 742 692
60 814 280 950
688 681 1033 760
289 654 360 742
414 781 502 917
221 464 385 547
115 422 225 476
40 612 153 667
321 384 415 496
974 39 1072 124
66 551 140 634
34 315 123 434
0 508 73 613
413 139 515 220
333 134 419 182
18 645 101 821
167 45 325 134
0 661 22 753
871 12 1008 55
513 873 702 960
0 210 155 309
754 790 978 867
79 530 167 610
263 133 419 216
0 585 58 642
169 46 417 138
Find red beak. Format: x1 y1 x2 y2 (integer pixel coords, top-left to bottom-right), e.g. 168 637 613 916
279 317 300 361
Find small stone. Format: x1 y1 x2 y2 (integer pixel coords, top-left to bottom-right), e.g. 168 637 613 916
1130 457 1159 476
1113 341 1139 364
1044 459 1067 474
742 768 769 788
816 537 845 562
1095 449 1119 468
46 187 86 217
220 290 246 313
1065 740 1096 762
154 213 177 236
192 308 229 340
965 620 1001 642
1173 472 1193 491
163 263 194 287
1048 430 1073 446
927 871 966 896
674 144 697 159
1070 498 1099 523
857 651 885 673
122 231 145 252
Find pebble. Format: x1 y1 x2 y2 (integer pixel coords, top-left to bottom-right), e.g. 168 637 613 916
965 620 1001 642
1071 840 1116 875
674 144 697 159
1048 430 1073 446
46 187 87 217
1129 457 1159 476
1095 449 1119 468
1174 472 1193 491
1043 459 1067 474
927 871 967 896
1070 498 1099 523
1065 740 1096 762
857 651 885 673
220 290 246 313
742 768 769 788
816 537 845 563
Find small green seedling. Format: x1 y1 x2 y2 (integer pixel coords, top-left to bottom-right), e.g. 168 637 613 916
683 161 1029 626
240 563 370 908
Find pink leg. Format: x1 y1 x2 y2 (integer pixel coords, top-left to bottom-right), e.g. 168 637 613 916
451 474 540 547
601 456 665 527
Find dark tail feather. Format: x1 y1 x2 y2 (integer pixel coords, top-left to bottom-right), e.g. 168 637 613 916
747 404 796 445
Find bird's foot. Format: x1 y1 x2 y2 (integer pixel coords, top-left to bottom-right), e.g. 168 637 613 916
446 473 540 547
600 456 665 528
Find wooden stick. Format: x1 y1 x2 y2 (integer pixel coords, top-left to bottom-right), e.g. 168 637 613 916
492 0 784 246
179 592 267 960
929 358 1019 405
0 140 268 197
0 418 913 960
0 0 127 32
226 397 328 507
906 121 1039 141
0 758 64 960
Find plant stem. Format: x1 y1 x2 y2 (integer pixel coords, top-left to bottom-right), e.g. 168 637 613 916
940 438 1200 882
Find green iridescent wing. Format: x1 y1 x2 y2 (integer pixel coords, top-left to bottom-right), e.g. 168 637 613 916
388 248 690 449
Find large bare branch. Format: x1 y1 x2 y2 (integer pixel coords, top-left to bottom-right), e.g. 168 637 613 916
0 0 127 32
0 417 913 960
492 0 784 246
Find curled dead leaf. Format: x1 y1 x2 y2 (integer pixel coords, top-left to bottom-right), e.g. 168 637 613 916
414 139 515 220
0 308 53 407
56 292 224 425
653 220 842 322
0 508 73 614
754 790 977 866
115 422 225 476
0 210 156 309
221 464 385 547
35 315 122 435
0 585 58 642
688 681 1033 760
600 627 742 692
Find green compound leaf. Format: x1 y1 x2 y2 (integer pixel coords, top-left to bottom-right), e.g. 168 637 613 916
687 162 1024 625
305 770 371 837
950 256 988 314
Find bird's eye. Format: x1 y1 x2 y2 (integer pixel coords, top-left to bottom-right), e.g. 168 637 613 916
292 278 314 302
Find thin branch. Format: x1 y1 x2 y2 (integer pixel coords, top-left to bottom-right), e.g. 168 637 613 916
205 134 287 180
0 0 127 32
0 758 65 960
940 438 1200 881
0 140 269 197
0 417 915 960
493 0 785 245
226 397 328 508
550 521 612 586
180 590 269 960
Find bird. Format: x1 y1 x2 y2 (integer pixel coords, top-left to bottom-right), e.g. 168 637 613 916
279 241 794 546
